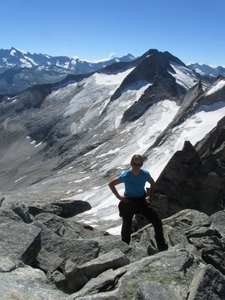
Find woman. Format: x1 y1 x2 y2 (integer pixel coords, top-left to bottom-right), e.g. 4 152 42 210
108 154 167 251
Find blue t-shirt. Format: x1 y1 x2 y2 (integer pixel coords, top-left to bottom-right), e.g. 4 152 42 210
118 169 151 198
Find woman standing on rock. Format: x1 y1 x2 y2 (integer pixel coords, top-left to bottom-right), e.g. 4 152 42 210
108 154 168 251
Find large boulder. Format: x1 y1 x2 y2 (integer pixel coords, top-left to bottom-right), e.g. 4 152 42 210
0 222 41 265
153 140 225 218
29 199 91 218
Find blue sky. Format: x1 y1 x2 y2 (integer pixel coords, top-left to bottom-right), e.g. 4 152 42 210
1 0 224 66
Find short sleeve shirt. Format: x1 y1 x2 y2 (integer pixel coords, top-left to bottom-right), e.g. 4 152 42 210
118 169 151 198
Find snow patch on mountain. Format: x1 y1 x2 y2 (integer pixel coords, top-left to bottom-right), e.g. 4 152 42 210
93 68 134 86
10 49 17 56
20 58 33 68
206 79 225 96
64 68 136 118
169 63 198 89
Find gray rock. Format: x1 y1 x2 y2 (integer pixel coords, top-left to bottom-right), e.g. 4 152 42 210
0 265 68 300
89 235 148 263
79 248 129 280
29 199 92 218
135 281 180 300
12 201 34 223
71 248 202 299
63 260 88 293
70 267 127 299
188 264 225 300
211 210 225 238
0 256 24 272
0 222 41 265
0 209 23 223
34 212 70 233
34 226 100 272
50 270 67 291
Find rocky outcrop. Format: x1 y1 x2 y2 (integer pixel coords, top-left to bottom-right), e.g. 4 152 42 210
121 71 186 123
151 115 225 218
28 199 92 218
0 196 225 299
195 115 225 162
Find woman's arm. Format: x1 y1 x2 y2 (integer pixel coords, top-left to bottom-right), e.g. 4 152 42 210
146 177 155 203
108 178 129 202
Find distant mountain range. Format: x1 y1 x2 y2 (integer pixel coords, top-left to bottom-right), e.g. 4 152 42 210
188 62 225 78
0 47 224 94
0 47 135 72
0 47 135 94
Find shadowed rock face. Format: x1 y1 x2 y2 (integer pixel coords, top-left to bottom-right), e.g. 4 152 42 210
111 50 187 103
121 71 186 123
28 199 92 218
153 132 225 218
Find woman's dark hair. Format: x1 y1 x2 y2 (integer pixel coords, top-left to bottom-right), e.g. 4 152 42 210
131 154 144 163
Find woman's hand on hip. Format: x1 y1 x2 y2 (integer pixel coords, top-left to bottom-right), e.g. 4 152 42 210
119 195 130 203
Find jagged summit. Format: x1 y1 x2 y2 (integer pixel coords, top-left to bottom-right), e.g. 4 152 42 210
111 50 198 101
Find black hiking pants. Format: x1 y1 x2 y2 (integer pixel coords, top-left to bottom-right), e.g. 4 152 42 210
118 196 167 250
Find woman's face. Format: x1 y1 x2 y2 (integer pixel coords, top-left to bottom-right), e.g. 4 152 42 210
131 158 143 170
